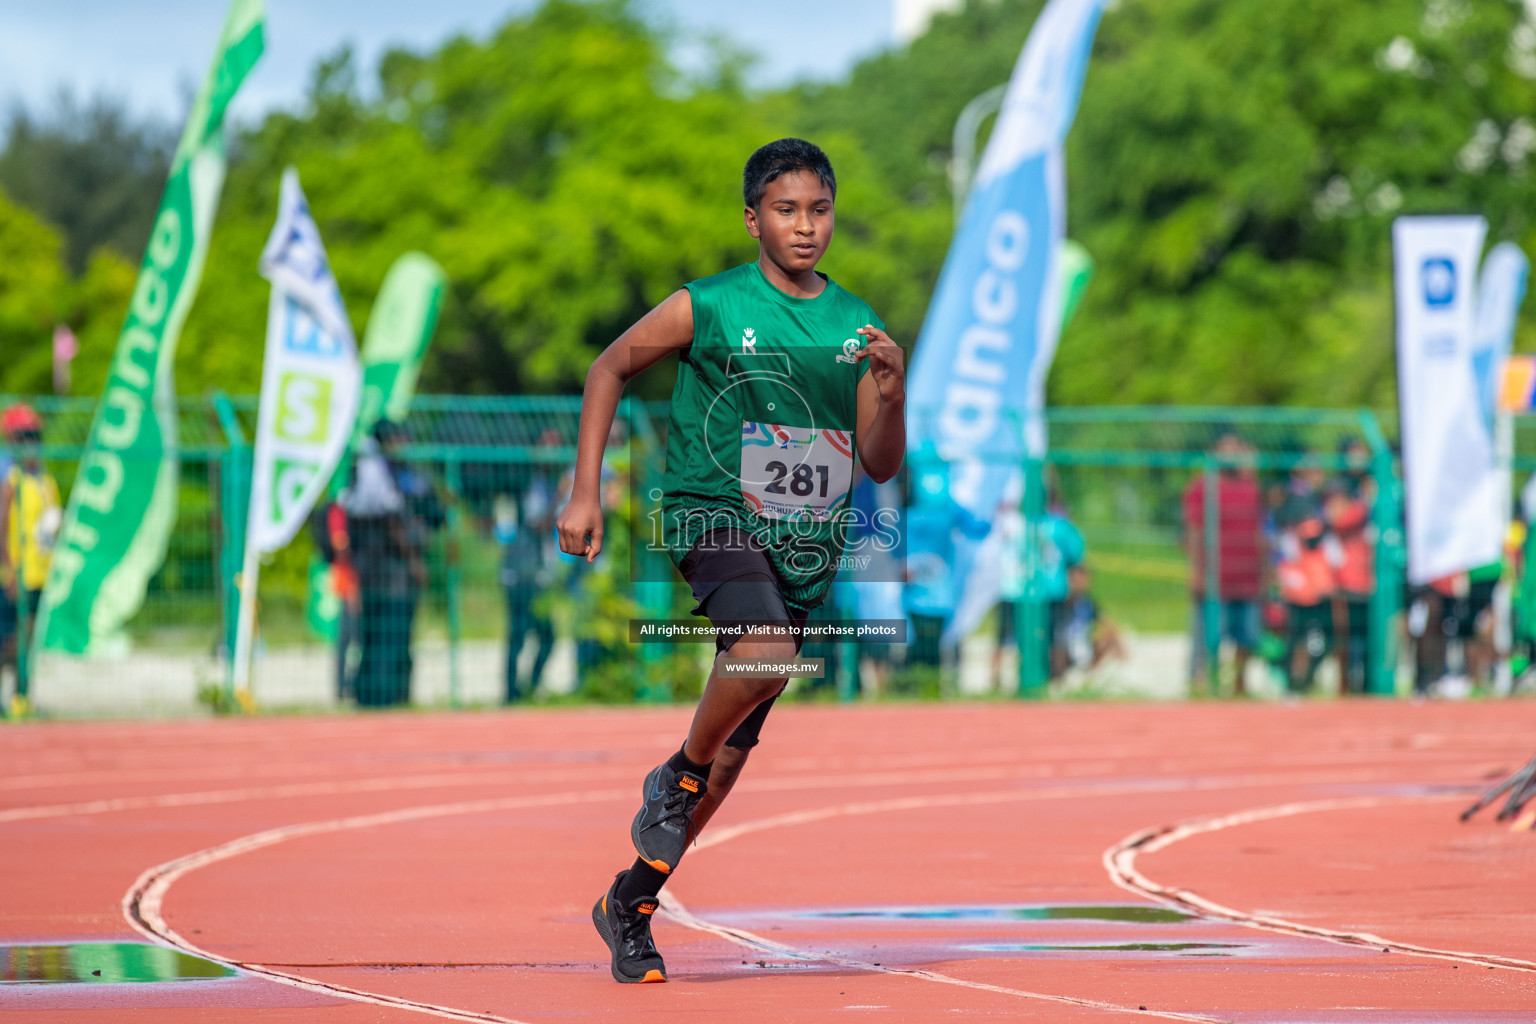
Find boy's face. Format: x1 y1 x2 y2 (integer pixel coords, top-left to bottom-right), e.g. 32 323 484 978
744 170 835 274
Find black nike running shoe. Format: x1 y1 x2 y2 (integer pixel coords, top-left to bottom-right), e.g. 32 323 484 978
631 761 709 874
592 872 667 984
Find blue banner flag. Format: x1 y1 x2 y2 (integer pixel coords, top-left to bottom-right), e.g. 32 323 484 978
907 0 1106 518
904 0 1106 646
1472 242 1529 431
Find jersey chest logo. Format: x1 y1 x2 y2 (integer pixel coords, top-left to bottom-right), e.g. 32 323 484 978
738 326 861 363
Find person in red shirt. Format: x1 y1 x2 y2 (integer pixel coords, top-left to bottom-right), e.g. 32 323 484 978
1323 489 1374 693
1183 432 1267 696
1278 517 1336 692
326 501 361 702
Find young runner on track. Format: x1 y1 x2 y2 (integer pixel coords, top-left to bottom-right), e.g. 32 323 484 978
556 138 906 984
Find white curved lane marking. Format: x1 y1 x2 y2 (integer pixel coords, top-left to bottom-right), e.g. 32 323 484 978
122 777 1267 1022
1102 794 1536 972
117 772 1507 1022
125 788 630 1023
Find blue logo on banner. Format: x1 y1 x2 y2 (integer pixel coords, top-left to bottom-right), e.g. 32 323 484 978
1422 257 1456 307
282 295 343 357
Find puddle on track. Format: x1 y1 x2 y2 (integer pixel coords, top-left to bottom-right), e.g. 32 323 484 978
788 904 1196 924
0 943 236 984
967 942 1244 954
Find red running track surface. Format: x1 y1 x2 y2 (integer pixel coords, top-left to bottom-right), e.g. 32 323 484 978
2 700 1534 1022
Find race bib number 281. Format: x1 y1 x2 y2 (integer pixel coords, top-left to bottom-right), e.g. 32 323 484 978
740 422 853 521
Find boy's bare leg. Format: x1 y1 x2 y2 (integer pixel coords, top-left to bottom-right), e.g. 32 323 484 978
681 628 795 765
689 744 751 839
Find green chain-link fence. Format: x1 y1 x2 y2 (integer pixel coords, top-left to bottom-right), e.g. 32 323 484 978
1 397 1410 715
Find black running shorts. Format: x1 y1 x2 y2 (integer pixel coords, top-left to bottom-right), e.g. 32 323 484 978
678 528 810 749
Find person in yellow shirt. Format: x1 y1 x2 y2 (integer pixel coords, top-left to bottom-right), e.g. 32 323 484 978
0 404 61 712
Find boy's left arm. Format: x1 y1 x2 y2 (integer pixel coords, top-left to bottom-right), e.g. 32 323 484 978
854 324 906 484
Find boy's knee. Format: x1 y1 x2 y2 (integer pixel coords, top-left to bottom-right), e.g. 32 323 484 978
728 635 798 664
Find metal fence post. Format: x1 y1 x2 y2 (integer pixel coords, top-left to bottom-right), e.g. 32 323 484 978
629 400 673 704
1018 455 1048 697
212 392 250 704
445 456 462 708
1202 460 1221 695
1360 411 1403 695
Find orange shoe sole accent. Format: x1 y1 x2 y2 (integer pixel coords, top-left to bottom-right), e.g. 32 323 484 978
641 970 666 983
645 859 672 874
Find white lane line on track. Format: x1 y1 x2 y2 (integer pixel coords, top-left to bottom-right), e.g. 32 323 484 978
13 760 1459 825
0 768 616 823
1102 794 1536 973
117 775 1490 1022
122 778 1270 1022
124 788 632 1024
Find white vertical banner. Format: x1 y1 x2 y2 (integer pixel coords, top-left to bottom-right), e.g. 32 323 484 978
235 168 361 692
1393 215 1497 584
249 168 361 554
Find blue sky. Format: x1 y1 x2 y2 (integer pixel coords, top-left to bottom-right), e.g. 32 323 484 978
0 0 896 125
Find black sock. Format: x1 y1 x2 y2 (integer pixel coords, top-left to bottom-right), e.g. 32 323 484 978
667 746 712 779
615 858 671 904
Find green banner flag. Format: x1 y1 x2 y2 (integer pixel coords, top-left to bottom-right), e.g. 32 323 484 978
35 0 264 656
1058 238 1094 328
356 252 448 436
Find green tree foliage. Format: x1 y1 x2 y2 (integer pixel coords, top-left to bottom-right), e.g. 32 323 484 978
0 95 173 273
801 0 1536 408
0 186 136 396
0 191 67 387
7 0 1536 410
184 0 800 397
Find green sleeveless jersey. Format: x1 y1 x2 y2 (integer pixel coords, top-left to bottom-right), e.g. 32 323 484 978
662 262 883 610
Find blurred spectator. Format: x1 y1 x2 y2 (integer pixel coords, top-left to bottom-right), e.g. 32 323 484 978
845 472 905 695
1040 496 1086 678
1274 453 1327 529
341 421 442 707
992 495 1026 686
495 492 555 702
1332 437 1377 504
993 485 1085 685
1277 518 1335 692
1053 563 1125 675
903 461 988 668
0 404 60 712
1183 432 1266 695
1457 560 1501 686
1407 577 1453 695
311 498 361 701
1323 487 1374 693
1509 500 1536 690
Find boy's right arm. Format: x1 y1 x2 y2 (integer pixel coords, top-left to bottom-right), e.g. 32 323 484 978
556 289 694 562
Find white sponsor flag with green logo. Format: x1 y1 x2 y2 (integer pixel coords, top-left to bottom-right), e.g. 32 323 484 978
234 168 360 690
307 251 446 639
36 0 264 657
249 168 360 553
